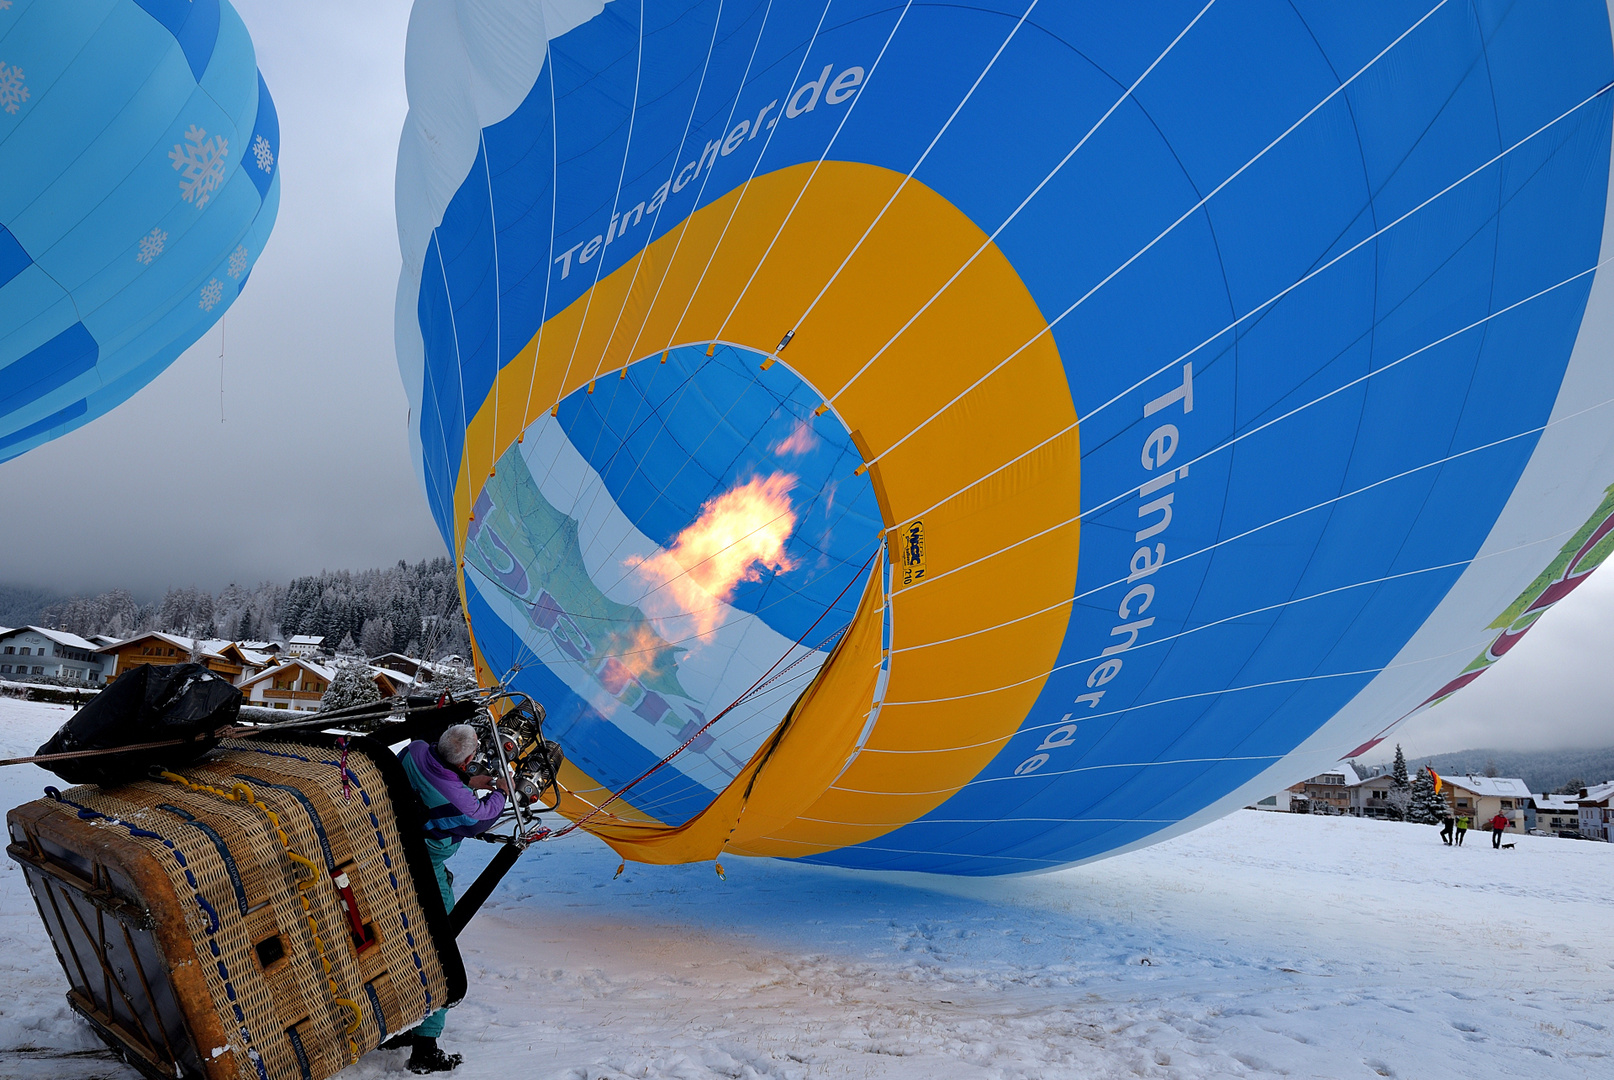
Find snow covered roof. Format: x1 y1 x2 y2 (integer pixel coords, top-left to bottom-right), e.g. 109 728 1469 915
1535 793 1581 812
289 635 325 646
1299 765 1360 786
1345 772 1401 789
374 667 415 685
1 625 106 653
115 629 195 652
1575 781 1614 806
1442 775 1532 798
239 657 336 688
238 648 273 667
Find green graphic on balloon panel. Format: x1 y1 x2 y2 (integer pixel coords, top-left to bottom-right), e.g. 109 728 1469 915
465 443 696 721
1425 482 1614 706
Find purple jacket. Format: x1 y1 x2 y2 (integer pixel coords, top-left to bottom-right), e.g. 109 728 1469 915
399 739 506 843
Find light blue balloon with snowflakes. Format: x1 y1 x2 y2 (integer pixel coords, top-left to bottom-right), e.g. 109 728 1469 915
0 0 279 462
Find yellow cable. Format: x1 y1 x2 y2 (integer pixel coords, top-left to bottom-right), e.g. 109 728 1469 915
160 770 362 1064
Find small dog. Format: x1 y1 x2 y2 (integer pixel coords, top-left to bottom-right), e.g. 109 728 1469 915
1501 842 1515 850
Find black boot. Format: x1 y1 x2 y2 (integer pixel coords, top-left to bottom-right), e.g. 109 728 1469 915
380 1032 415 1051
408 1037 462 1074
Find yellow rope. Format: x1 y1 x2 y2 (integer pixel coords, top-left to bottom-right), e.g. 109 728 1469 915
160 772 362 1064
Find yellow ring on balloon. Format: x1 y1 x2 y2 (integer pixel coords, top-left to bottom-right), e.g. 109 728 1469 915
456 161 1080 862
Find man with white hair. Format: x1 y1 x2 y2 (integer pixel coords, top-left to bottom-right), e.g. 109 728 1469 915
387 723 507 1073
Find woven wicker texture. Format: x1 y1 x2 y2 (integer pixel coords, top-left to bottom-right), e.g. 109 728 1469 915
53 737 454 1080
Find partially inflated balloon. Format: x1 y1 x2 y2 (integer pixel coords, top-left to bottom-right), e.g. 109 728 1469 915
397 0 1614 874
0 0 279 462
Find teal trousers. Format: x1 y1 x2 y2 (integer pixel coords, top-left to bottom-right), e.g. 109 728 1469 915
413 847 455 1038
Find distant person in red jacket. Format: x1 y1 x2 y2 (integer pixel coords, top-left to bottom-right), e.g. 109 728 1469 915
1490 812 1510 848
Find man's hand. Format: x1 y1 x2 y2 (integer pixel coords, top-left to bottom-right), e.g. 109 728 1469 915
467 772 510 796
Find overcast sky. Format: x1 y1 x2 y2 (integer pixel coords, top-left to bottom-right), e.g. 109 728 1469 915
0 0 442 598
0 2 1609 757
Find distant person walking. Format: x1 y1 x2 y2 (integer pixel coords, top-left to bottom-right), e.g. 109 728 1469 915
1490 812 1510 848
1455 815 1469 845
1440 815 1455 845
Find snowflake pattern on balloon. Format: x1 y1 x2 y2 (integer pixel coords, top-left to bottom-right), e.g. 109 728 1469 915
199 279 224 312
136 227 167 265
227 245 248 280
170 125 229 208
0 60 27 115
252 134 274 174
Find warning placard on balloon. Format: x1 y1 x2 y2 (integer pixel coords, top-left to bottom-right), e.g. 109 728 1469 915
899 520 926 587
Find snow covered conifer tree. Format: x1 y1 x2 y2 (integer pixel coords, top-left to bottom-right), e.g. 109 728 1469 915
1408 764 1446 824
1382 744 1412 820
420 663 479 700
320 660 381 711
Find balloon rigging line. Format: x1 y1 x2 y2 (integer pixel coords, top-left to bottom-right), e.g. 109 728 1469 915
516 42 565 441
594 0 731 380
892 250 1614 602
619 0 779 367
565 0 649 392
825 647 1483 802
614 628 848 807
509 0 738 634
463 454 875 667
709 0 923 345
659 0 839 358
562 565 865 817
569 555 867 812
464 547 854 673
891 390 1614 657
422 246 468 540
805 0 1212 394
777 0 1041 339
477 357 879 677
797 814 1180 828
943 644 1485 794
545 547 875 838
432 237 478 536
569 349 769 573
910 81 1614 497
886 78 1614 535
423 363 458 546
745 832 1068 868
482 132 504 480
851 0 1453 463
561 348 877 605
880 526 1573 711
218 316 225 423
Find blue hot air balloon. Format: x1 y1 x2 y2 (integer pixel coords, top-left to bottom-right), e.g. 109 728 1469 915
396 0 1614 874
0 0 279 462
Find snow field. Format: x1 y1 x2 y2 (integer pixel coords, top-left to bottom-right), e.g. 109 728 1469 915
2 695 1611 1079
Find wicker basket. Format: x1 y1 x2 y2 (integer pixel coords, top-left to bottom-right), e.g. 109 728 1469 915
5 734 466 1080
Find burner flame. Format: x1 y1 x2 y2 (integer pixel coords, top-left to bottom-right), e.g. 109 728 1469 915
632 473 799 639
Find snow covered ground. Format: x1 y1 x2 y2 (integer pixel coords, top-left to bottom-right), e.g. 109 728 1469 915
3 695 1611 1080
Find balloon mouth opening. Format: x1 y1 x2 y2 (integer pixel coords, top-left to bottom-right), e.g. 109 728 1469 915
463 341 885 815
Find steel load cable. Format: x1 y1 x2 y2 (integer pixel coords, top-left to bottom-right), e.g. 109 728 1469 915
545 546 878 839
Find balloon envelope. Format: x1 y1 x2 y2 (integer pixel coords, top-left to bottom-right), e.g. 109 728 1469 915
397 0 1614 874
0 0 279 462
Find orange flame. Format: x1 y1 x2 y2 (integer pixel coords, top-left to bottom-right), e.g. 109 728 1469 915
633 472 799 639
771 419 820 457
610 622 670 684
